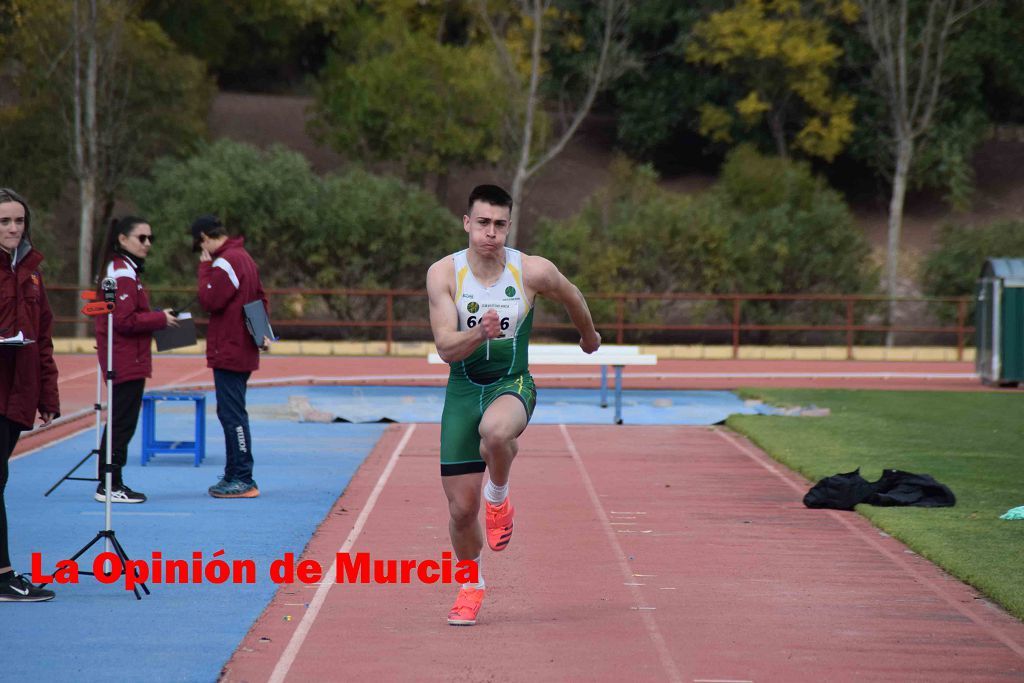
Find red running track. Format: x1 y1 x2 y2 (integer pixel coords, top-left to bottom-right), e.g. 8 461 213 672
18 354 1024 681
223 424 1024 683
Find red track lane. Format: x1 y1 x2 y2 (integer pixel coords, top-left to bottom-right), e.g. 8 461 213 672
223 424 1024 683
16 354 1023 680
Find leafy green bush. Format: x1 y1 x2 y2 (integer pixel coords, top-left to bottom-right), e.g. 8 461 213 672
127 140 463 337
311 16 505 182
532 158 734 340
716 145 876 296
532 147 877 343
922 220 1024 323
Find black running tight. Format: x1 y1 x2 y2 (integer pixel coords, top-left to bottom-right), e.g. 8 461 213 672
0 415 25 569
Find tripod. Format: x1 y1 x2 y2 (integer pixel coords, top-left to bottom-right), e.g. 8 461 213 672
44 300 104 495
42 277 150 599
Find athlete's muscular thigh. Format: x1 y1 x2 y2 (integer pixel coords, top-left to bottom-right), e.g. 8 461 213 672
479 394 528 445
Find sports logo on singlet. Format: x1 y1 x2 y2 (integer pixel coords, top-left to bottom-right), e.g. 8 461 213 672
453 248 529 341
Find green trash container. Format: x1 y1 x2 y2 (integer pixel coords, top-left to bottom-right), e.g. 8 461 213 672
976 258 1024 386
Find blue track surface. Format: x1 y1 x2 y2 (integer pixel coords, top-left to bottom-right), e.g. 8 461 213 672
285 385 774 425
6 397 386 682
4 386 767 680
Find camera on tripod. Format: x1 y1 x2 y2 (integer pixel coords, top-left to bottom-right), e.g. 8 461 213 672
101 277 117 303
41 275 150 598
79 279 117 318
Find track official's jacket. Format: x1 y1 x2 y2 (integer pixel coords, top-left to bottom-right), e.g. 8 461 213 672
198 237 268 373
95 253 167 385
0 242 59 429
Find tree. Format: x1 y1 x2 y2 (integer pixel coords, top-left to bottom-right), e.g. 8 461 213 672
858 0 987 344
140 0 335 90
311 9 505 197
2 0 212 303
686 0 859 162
606 1 730 168
534 149 877 344
128 140 465 292
715 145 876 297
837 1 1024 208
922 219 1024 324
0 1 20 59
477 0 629 246
129 140 465 334
70 0 98 332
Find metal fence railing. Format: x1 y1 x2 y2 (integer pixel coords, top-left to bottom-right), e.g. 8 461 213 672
45 285 974 360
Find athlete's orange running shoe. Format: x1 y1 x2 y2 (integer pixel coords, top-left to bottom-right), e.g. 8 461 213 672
485 497 515 551
447 587 485 625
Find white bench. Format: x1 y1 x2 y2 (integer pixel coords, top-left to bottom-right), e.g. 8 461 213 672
428 344 657 423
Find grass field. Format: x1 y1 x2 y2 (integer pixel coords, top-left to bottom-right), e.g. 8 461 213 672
727 389 1024 621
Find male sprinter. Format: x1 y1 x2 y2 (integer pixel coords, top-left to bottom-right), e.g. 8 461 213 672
426 184 601 625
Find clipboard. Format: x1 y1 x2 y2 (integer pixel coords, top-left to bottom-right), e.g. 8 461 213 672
153 313 198 351
0 331 35 346
242 300 276 348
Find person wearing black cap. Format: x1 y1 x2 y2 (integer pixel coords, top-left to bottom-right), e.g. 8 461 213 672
191 215 270 499
0 188 58 601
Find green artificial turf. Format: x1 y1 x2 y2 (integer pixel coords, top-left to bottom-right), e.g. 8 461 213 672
727 389 1024 621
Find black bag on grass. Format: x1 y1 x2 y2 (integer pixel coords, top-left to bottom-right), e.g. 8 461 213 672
866 469 956 507
802 468 874 510
803 467 956 510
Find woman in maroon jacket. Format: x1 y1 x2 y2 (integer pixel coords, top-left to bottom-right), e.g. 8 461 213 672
0 188 59 602
94 216 177 504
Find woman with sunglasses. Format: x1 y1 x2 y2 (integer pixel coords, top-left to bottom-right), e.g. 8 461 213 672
94 216 178 503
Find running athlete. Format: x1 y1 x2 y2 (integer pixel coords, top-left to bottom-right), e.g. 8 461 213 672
426 184 601 626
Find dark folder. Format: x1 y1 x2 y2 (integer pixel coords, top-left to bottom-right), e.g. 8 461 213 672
153 313 198 351
243 300 276 348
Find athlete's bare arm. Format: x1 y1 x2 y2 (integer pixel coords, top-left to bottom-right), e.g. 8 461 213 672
427 257 502 362
523 254 601 353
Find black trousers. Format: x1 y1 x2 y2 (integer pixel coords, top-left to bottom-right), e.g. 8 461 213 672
97 378 146 485
1 415 25 569
214 369 254 484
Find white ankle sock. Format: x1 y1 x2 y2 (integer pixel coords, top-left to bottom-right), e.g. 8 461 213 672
462 555 485 590
483 479 508 505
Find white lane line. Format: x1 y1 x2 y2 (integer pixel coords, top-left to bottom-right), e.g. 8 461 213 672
268 423 416 683
10 423 93 462
58 366 100 384
559 423 684 683
158 367 212 387
713 428 1024 661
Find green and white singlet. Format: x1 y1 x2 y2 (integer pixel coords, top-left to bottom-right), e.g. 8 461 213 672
440 247 537 476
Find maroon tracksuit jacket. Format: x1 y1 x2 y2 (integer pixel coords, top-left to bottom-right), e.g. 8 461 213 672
198 237 268 372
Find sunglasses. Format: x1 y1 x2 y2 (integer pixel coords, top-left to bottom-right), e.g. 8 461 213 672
133 234 155 244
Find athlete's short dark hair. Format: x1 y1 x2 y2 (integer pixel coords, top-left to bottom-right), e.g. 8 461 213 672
467 184 513 213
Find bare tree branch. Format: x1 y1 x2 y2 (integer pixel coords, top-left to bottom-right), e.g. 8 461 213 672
857 0 988 344
907 0 939 128
476 0 519 91
487 0 627 244
525 0 616 179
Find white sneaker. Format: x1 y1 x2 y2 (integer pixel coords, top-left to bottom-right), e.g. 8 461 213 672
94 483 147 504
